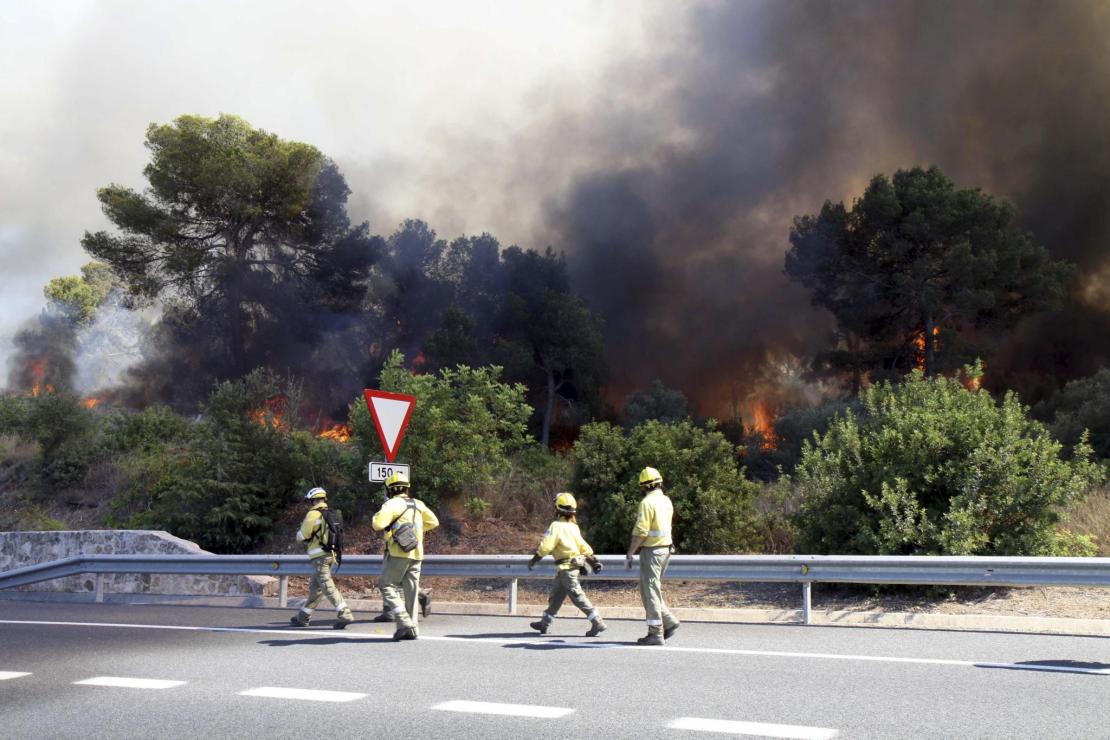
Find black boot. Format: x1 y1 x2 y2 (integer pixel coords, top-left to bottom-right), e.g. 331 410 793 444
392 625 417 641
529 618 550 634
419 589 432 618
585 618 607 637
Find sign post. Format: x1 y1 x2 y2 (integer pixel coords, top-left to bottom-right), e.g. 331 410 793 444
363 389 416 482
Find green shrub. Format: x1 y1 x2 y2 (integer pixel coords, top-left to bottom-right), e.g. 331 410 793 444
111 369 305 553
289 430 369 522
1036 367 1110 460
465 496 491 516
572 419 762 554
12 393 103 489
794 366 1104 556
349 350 532 507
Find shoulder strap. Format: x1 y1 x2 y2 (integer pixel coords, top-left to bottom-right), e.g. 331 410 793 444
388 499 419 529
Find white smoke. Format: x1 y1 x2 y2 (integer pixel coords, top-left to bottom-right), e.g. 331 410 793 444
72 292 157 394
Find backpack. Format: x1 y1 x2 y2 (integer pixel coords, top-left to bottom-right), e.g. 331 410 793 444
318 508 344 569
390 500 420 553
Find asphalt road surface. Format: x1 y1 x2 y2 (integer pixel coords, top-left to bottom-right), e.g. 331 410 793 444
0 601 1106 739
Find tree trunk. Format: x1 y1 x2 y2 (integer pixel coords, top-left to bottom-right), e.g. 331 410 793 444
924 313 936 378
542 366 555 448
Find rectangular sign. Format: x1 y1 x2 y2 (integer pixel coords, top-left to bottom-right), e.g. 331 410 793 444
368 462 411 484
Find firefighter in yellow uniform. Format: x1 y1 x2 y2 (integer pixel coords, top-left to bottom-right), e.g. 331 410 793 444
626 467 679 645
290 487 354 629
371 471 439 641
527 493 607 637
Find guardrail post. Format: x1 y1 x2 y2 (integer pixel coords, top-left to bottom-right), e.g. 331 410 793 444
94 573 105 604
802 581 812 625
278 576 288 608
508 578 518 615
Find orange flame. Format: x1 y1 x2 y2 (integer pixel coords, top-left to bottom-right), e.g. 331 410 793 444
81 398 102 409
317 423 351 443
247 396 288 430
913 326 941 371
28 359 53 396
748 400 779 451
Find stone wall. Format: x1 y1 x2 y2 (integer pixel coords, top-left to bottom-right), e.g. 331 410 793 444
0 530 274 597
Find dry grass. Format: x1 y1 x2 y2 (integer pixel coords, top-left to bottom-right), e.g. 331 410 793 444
1068 486 1110 555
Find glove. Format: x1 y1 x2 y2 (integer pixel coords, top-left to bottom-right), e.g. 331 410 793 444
625 554 633 570
587 557 603 574
527 554 542 571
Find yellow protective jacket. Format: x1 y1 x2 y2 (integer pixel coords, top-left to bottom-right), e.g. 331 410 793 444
632 488 673 548
371 495 439 560
535 519 595 570
296 503 331 560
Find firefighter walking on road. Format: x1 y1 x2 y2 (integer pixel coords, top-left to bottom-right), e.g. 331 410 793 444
290 487 354 629
371 471 439 641
626 467 679 645
527 493 607 637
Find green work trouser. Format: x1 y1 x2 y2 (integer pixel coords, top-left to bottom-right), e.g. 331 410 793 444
639 545 678 633
544 568 597 620
381 553 422 631
304 555 349 614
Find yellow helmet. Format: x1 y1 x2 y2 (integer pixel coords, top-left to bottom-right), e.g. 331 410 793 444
385 470 410 494
554 492 577 515
304 486 327 501
638 467 663 489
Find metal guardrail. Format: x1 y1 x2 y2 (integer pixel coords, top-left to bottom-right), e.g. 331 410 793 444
2 554 1109 624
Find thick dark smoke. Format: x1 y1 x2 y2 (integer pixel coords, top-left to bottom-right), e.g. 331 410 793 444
546 0 1110 412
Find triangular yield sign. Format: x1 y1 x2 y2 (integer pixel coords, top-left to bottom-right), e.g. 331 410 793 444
363 389 416 463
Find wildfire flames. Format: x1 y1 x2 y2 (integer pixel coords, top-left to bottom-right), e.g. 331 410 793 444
81 397 102 409
748 400 779 451
913 326 941 370
317 423 351 443
247 396 289 430
28 359 54 396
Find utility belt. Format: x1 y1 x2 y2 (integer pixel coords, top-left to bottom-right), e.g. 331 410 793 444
641 544 675 552
555 556 589 572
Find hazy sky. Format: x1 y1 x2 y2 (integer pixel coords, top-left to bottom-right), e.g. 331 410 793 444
0 0 652 365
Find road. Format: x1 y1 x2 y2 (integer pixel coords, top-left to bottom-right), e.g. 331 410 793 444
0 601 1106 739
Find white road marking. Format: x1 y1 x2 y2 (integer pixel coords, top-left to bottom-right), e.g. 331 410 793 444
239 686 367 702
74 676 185 689
0 671 31 680
3 619 1107 676
669 716 838 738
432 699 574 718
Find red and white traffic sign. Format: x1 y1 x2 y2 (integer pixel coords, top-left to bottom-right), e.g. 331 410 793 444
363 389 416 463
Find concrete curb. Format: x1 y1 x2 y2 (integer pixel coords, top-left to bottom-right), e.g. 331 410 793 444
2 591 1107 636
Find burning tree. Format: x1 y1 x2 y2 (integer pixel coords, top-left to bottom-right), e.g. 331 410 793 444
785 166 1072 384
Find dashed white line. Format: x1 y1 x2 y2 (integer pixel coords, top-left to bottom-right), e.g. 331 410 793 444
668 717 838 738
432 699 574 718
0 671 31 680
74 676 186 689
239 687 367 703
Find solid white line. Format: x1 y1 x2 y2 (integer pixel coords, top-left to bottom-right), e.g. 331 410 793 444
239 686 367 703
669 717 838 738
0 671 31 680
74 676 185 689
3 619 1107 676
432 699 574 718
